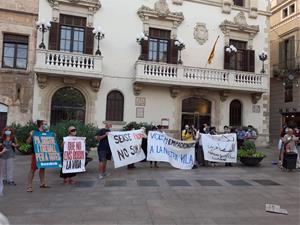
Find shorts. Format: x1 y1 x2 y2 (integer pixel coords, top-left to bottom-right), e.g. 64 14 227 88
31 154 38 171
98 150 112 162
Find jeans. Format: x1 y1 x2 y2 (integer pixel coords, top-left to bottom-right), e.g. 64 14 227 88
1 158 14 182
0 159 4 195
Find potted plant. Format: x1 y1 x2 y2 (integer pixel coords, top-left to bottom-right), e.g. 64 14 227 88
238 141 266 166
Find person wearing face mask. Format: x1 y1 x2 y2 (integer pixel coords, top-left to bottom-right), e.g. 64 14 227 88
60 126 77 185
0 128 18 186
26 120 50 192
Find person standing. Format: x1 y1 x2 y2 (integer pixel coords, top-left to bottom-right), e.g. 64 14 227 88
95 123 112 179
281 128 299 168
26 120 50 192
182 125 193 141
223 126 232 167
0 127 18 185
0 147 7 196
60 126 77 185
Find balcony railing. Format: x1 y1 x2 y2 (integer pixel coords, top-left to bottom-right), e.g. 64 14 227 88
135 60 268 92
34 49 103 78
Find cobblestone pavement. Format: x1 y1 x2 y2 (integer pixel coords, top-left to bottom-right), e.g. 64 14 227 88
0 146 299 225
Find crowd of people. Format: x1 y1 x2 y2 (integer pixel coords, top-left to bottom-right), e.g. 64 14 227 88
0 120 299 196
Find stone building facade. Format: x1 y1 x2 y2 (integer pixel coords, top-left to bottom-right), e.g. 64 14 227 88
0 0 38 131
270 0 300 143
33 0 270 145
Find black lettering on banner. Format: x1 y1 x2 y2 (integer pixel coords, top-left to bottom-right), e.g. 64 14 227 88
117 148 129 160
114 134 132 144
130 145 139 155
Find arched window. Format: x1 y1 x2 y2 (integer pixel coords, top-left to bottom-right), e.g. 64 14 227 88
106 91 124 121
51 87 86 125
0 103 8 133
230 100 242 127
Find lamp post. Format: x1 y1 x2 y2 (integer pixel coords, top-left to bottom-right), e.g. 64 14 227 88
93 26 105 56
36 19 51 49
225 44 237 56
259 51 268 73
282 73 299 87
136 32 148 60
175 38 185 64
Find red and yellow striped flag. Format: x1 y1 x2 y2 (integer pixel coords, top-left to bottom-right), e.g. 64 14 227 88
207 35 220 64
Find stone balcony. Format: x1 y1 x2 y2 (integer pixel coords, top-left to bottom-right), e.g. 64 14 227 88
134 60 268 95
34 49 103 91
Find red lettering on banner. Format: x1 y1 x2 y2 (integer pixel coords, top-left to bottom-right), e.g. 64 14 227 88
75 142 82 151
68 142 75 151
133 133 144 140
73 151 84 160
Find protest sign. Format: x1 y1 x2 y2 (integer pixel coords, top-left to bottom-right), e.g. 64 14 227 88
62 136 86 174
147 131 195 170
201 133 237 163
32 131 62 169
108 130 145 168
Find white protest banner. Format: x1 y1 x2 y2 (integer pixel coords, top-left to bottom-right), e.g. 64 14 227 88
147 131 195 170
62 136 86 174
108 130 145 168
201 133 237 163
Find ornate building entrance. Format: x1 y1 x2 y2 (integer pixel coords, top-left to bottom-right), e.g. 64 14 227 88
181 97 211 130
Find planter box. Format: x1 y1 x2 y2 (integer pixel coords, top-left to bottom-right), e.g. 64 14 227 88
240 156 264 166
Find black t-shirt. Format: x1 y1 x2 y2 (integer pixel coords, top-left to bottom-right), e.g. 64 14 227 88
96 128 111 152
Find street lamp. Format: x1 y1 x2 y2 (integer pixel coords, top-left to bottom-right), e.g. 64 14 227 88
225 45 237 56
282 73 299 87
93 26 105 56
175 38 185 64
136 32 148 44
259 50 268 73
36 19 51 49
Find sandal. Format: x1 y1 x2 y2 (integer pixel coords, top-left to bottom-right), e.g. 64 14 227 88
40 184 51 188
26 187 33 192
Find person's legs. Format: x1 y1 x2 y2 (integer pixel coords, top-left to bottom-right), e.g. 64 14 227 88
6 158 15 184
3 159 7 182
39 168 46 186
0 159 5 196
27 154 36 191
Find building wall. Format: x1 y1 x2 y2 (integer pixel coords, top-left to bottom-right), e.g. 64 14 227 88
33 0 270 145
0 0 38 126
269 0 300 143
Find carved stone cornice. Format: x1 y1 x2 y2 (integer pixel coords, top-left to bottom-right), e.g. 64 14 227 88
170 86 180 98
137 0 184 26
90 79 101 92
220 12 259 35
194 23 208 45
133 83 143 96
220 90 230 102
251 93 262 104
48 0 101 12
36 74 48 89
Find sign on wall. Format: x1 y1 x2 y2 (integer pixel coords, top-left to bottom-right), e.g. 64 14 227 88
32 131 62 169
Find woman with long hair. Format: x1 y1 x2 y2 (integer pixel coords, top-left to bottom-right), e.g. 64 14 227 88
0 127 18 186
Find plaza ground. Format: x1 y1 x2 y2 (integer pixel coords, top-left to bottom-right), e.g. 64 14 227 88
0 146 299 225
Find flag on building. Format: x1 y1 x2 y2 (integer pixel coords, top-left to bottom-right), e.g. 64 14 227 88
207 35 220 64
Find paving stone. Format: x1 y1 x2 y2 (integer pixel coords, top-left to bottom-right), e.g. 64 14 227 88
73 180 95 188
196 179 222 186
105 180 127 187
137 179 159 187
225 179 252 186
252 179 280 186
166 179 191 186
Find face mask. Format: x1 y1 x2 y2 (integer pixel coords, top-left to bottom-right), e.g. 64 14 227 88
5 130 11 136
42 124 49 131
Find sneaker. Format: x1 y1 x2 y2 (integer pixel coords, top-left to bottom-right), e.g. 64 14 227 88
8 181 16 186
103 172 110 177
97 174 104 180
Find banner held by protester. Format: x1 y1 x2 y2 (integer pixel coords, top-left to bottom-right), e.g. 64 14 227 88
202 133 237 163
33 131 62 169
108 130 145 168
62 136 86 174
147 131 195 170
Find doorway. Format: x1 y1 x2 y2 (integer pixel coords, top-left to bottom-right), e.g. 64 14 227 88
181 97 211 130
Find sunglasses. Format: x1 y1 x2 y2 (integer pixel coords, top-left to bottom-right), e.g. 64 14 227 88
70 129 77 132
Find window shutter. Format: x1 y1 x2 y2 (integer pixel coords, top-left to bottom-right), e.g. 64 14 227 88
279 41 285 69
49 22 59 50
169 39 178 64
140 39 149 60
85 27 94 55
246 50 255 72
224 46 230 69
287 36 295 69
